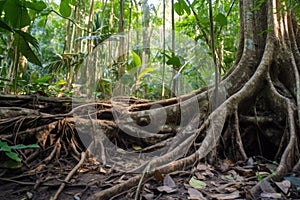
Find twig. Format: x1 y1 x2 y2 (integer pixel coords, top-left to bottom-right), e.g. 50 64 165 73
0 177 35 185
134 163 151 200
51 151 87 200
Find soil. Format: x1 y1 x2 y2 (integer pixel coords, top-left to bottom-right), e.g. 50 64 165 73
0 154 299 200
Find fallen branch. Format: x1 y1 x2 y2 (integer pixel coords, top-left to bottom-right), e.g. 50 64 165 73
51 151 87 200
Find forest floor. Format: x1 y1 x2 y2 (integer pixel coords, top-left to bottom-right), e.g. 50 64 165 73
0 155 299 200
0 95 299 200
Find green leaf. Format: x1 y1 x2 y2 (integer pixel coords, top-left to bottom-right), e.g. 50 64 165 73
15 30 40 50
215 13 227 26
35 75 52 83
9 143 39 149
13 32 42 66
3 0 19 28
20 7 32 27
174 0 190 16
30 72 39 82
5 151 21 162
131 50 141 67
0 20 13 32
132 145 142 151
56 79 67 85
174 2 184 16
3 0 31 28
166 56 182 67
69 0 77 6
60 0 72 18
180 0 191 15
137 67 155 83
4 159 23 169
34 1 47 11
189 177 207 189
0 140 10 152
24 1 47 11
0 0 6 14
93 12 101 31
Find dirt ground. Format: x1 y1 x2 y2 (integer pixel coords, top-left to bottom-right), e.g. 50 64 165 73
1 153 299 200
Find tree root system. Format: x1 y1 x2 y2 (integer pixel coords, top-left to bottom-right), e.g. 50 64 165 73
1 0 300 199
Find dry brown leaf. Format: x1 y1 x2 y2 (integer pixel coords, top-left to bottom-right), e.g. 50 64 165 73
187 188 207 200
210 191 240 200
260 179 276 193
219 159 232 172
203 169 214 178
156 185 177 193
143 193 154 200
195 172 206 180
197 163 208 171
260 192 282 198
275 180 291 194
164 174 176 188
156 174 177 194
210 181 219 187
225 187 237 193
99 167 107 174
234 166 253 177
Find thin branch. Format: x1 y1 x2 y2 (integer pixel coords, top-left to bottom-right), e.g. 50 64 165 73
51 151 87 200
48 9 91 33
185 0 209 45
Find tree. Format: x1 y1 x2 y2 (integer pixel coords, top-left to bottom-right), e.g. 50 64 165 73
86 0 300 198
1 0 300 199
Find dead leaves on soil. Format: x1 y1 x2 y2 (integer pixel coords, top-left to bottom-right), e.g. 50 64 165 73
140 158 298 200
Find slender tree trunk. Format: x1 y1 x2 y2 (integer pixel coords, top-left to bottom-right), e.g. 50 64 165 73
117 0 126 95
142 0 151 71
170 0 176 97
161 0 166 99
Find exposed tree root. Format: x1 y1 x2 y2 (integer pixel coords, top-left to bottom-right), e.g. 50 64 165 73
1 0 300 199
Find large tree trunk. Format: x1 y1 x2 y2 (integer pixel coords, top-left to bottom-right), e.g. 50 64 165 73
0 0 299 199
87 0 300 198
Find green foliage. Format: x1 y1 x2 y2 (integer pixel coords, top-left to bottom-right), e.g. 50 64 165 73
14 30 42 66
131 50 142 68
0 20 42 66
137 67 155 85
2 0 30 28
166 55 184 70
45 53 85 87
215 13 227 26
0 139 39 163
93 12 101 32
0 20 13 32
189 177 207 189
0 0 46 92
174 0 191 16
252 0 265 12
24 1 47 12
176 0 239 72
59 0 72 18
257 173 263 182
0 0 243 99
